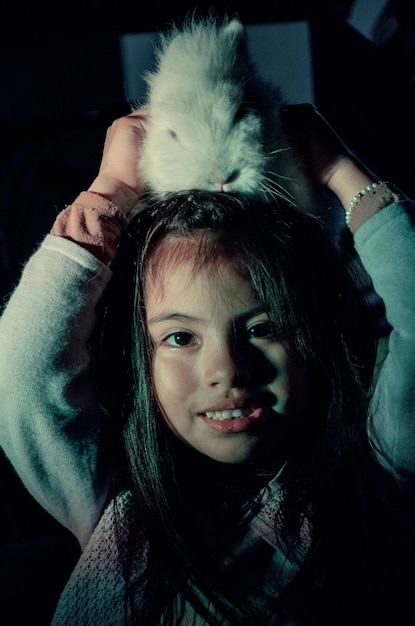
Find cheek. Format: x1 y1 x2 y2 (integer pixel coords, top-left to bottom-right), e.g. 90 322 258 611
267 346 309 416
152 352 194 418
284 361 309 417
282 356 310 434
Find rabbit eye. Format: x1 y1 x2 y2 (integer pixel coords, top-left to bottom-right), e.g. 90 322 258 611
234 107 247 123
168 129 178 139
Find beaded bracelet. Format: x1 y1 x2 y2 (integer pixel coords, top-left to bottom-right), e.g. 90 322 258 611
345 181 395 228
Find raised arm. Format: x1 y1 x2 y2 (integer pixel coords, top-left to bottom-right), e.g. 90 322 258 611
0 111 148 548
284 104 415 484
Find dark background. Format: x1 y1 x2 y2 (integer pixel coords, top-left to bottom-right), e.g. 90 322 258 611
0 1 414 623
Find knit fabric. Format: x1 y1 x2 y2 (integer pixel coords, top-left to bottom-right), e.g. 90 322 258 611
51 191 128 264
53 473 310 625
52 491 148 626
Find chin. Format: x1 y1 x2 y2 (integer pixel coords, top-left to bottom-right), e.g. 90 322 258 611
196 443 262 466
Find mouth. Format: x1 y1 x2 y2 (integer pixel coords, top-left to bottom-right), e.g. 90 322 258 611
198 406 265 434
202 407 255 421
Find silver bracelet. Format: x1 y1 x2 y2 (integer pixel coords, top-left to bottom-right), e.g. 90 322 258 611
345 181 395 228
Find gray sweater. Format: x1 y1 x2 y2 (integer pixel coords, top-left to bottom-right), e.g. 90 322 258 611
1 201 415 624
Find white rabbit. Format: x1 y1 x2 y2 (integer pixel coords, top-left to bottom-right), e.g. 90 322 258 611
138 15 312 208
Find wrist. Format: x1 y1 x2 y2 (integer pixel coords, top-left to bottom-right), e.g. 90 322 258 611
88 175 141 215
324 157 376 208
326 159 403 233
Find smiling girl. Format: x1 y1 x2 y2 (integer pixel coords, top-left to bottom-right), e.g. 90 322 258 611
1 106 414 625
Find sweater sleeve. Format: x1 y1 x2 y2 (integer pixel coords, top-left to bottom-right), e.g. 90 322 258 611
50 190 128 264
354 199 415 485
0 235 113 549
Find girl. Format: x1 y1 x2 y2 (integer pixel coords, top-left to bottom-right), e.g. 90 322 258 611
0 105 414 625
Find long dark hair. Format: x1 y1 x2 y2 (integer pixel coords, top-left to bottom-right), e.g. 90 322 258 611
95 193 404 624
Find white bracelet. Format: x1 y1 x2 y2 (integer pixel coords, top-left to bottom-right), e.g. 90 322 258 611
345 181 393 228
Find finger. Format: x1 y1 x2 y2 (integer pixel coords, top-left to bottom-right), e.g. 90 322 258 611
127 107 150 119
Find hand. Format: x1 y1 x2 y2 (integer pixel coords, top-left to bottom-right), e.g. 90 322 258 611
282 103 378 211
88 108 149 215
282 103 355 187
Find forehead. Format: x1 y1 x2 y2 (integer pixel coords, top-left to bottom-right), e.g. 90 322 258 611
147 232 238 282
148 233 205 272
145 234 253 307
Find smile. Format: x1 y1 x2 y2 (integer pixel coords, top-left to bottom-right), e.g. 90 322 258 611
199 407 264 434
203 408 250 421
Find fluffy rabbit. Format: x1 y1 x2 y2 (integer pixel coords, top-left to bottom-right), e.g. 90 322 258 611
138 16 312 208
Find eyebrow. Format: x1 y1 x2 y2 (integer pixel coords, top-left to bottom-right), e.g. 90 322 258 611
147 306 267 326
147 313 204 325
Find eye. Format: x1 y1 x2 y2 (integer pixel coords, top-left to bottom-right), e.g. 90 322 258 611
168 129 178 139
164 331 197 347
234 107 246 123
247 320 275 340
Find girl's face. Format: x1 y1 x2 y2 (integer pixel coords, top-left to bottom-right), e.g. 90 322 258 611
145 236 309 467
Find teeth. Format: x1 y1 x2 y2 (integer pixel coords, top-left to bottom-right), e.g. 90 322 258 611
204 409 245 421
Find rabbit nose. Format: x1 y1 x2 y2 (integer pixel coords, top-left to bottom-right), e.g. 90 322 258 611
225 169 240 184
217 169 240 191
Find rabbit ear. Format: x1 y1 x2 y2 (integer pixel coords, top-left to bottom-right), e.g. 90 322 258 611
221 19 248 59
221 19 246 41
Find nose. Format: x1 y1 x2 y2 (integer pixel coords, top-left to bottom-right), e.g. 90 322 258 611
210 169 240 193
203 338 246 389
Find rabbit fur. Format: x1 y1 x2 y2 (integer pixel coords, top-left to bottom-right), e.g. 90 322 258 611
137 15 312 208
